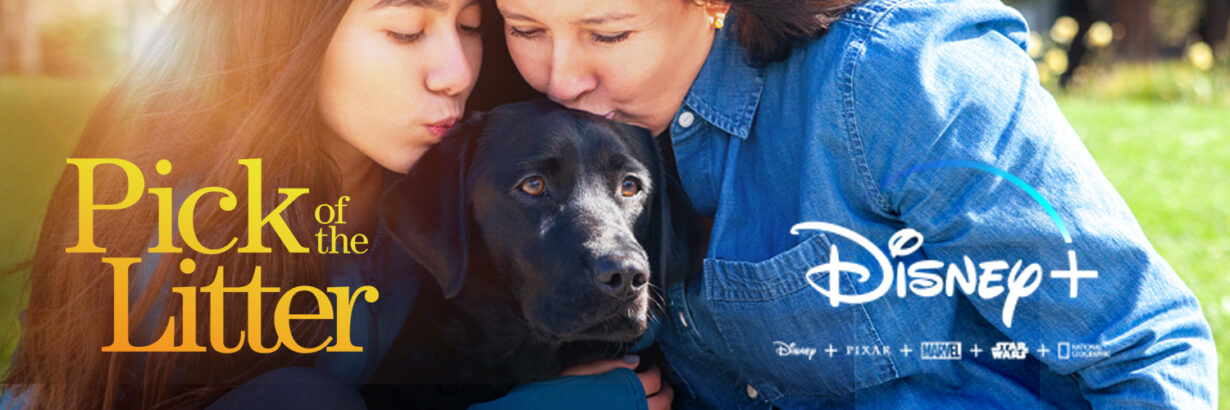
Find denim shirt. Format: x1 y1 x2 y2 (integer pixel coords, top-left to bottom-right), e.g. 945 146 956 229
654 0 1217 408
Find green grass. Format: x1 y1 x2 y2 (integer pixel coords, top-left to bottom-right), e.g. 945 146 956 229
0 76 109 385
0 74 1226 404
1058 95 1230 407
1062 61 1230 107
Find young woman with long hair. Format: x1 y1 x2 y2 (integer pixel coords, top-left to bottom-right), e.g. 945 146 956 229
2 0 484 407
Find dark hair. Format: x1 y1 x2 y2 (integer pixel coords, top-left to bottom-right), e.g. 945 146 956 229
468 0 543 111
3 0 350 408
725 0 863 66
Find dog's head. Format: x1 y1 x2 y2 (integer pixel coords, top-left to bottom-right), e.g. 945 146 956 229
383 100 696 345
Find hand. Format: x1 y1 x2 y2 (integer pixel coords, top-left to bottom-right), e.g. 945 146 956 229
563 356 673 410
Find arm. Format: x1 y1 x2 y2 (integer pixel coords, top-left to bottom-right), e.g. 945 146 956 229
848 0 1215 407
472 323 669 409
470 366 651 410
470 356 670 410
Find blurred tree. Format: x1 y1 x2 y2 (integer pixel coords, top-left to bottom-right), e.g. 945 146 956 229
1 0 42 74
1062 0 1101 87
1116 0 1157 60
39 11 123 77
1198 0 1229 56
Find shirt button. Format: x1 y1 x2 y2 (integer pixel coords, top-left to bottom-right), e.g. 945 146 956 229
677 311 689 328
745 384 759 399
677 111 695 128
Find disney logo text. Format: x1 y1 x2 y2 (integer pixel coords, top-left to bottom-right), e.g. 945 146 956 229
792 223 1097 328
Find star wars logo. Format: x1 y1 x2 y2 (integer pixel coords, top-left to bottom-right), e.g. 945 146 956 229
991 342 1030 360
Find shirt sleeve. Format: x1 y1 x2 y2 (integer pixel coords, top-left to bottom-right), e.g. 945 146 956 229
1 385 30 409
846 0 1216 407
468 368 648 410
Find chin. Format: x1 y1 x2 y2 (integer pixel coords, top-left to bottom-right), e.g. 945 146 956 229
537 302 651 344
378 146 429 174
562 316 648 343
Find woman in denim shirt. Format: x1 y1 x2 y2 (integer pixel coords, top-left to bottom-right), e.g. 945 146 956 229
491 0 1218 407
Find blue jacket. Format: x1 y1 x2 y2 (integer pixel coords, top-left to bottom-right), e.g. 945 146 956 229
645 0 1216 408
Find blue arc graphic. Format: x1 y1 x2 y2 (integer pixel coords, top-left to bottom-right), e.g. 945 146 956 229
883 160 1072 244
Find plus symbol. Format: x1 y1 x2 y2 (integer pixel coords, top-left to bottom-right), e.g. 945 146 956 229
1051 250 1098 298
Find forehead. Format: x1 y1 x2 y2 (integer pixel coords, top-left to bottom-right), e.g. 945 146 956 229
372 0 445 9
368 0 479 12
497 0 664 22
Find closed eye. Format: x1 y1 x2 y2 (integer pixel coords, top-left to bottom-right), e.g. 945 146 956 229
591 31 630 44
386 30 424 44
460 24 482 36
508 26 544 39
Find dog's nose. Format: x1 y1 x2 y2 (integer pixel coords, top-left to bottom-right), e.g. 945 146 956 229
594 255 649 297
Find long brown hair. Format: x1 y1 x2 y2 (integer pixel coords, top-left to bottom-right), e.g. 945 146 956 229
3 0 354 408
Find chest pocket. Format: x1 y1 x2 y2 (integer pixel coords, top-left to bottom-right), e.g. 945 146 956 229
701 232 899 399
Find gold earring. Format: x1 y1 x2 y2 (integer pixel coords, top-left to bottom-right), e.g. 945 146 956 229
697 0 725 29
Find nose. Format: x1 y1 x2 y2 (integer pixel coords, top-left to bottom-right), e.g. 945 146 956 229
425 32 476 96
546 42 597 104
594 254 650 298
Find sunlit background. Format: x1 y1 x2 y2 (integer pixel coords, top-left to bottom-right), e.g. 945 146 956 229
2 0 1228 405
1 0 177 77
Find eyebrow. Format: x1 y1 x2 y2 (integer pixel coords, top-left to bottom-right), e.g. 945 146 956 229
499 10 537 22
575 12 635 25
370 0 448 11
500 9 636 25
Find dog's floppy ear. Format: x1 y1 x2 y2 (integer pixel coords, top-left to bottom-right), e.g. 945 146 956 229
381 112 486 299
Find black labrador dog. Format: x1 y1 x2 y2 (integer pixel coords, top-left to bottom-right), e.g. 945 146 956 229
362 100 698 408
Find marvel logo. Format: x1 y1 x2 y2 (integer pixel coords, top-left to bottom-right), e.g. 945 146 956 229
920 342 962 360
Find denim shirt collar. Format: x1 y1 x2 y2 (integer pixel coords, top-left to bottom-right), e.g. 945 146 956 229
679 18 765 140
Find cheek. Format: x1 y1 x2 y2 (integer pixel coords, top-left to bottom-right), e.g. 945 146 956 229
319 40 376 140
318 32 432 172
466 37 484 83
591 49 658 103
506 38 552 92
326 26 431 112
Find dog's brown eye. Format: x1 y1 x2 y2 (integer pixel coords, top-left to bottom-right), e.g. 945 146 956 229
620 177 641 197
519 177 546 196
